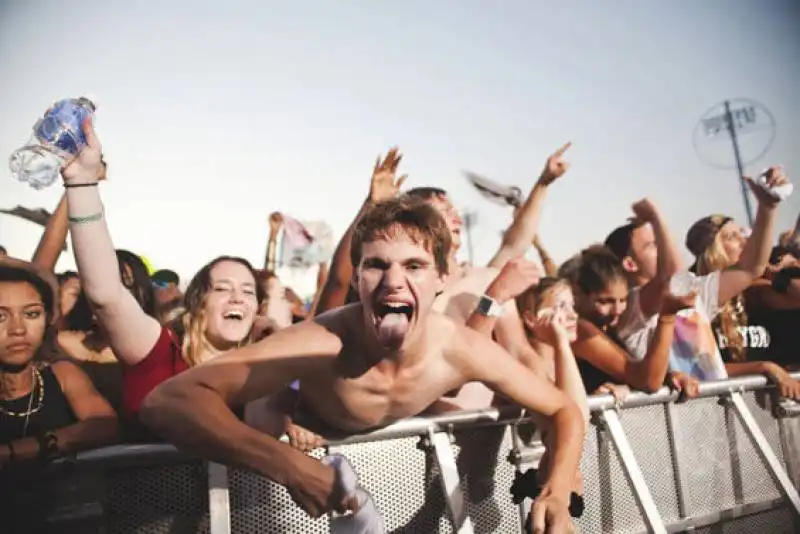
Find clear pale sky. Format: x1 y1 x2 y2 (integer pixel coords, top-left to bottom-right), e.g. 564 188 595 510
1 0 799 284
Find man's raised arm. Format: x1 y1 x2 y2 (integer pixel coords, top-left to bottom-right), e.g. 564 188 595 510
632 199 683 317
140 321 343 515
314 149 405 315
488 143 571 269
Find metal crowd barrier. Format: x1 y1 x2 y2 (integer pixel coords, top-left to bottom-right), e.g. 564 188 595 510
29 372 800 533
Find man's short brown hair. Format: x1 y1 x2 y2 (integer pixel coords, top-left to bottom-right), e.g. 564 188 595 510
351 198 451 275
604 220 645 261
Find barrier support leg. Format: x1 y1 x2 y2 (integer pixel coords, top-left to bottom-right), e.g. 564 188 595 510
208 462 232 534
428 428 475 534
598 409 667 534
728 392 800 517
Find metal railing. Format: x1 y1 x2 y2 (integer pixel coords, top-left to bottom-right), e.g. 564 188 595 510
19 372 800 533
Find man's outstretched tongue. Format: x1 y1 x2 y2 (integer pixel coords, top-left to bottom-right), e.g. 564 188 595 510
377 312 410 348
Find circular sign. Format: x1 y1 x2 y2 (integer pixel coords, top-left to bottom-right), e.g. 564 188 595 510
692 98 775 170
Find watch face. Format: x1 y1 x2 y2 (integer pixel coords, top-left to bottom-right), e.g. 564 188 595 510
478 296 496 317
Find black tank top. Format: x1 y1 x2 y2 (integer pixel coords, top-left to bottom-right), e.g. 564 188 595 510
0 365 76 443
577 327 623 394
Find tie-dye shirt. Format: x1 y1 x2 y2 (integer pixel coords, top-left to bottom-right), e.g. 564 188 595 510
617 272 728 381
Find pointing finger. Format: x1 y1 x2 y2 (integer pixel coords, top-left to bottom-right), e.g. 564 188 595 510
553 141 572 158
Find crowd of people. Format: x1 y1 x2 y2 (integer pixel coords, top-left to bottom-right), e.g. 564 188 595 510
1 117 799 533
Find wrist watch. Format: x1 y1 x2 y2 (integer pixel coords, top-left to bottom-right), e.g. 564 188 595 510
476 295 505 318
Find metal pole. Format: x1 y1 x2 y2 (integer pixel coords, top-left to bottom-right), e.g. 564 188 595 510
463 211 476 266
724 100 755 227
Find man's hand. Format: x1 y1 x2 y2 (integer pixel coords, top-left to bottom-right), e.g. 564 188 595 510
537 143 572 186
287 458 352 518
747 166 790 209
369 147 406 203
531 487 575 533
666 371 700 401
486 258 543 303
630 198 660 224
61 118 104 184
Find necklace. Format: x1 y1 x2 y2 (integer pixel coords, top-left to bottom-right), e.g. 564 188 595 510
0 367 44 418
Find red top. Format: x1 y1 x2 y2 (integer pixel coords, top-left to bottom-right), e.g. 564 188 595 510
122 327 188 416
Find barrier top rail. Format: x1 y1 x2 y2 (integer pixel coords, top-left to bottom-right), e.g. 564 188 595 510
58 371 798 465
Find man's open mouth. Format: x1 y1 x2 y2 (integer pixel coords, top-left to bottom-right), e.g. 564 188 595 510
376 302 413 321
374 300 414 348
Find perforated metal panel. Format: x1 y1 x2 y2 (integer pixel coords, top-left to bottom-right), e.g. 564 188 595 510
451 425 520 533
331 436 446 533
228 447 329 534
329 425 519 533
618 404 681 524
571 421 647 534
669 397 740 517
689 506 797 534
742 389 786 468
106 462 209 534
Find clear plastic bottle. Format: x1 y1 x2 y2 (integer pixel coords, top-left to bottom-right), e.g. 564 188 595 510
9 96 96 190
669 270 701 298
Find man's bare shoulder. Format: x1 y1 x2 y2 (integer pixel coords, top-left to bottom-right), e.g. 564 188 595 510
438 317 491 368
434 266 501 320
312 302 363 332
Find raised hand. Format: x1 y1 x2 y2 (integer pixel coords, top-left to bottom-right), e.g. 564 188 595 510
269 212 284 237
538 142 572 186
747 166 790 208
61 118 104 185
630 198 660 224
369 147 407 203
486 258 543 303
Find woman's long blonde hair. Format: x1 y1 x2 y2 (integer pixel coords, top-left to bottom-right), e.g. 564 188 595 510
178 256 265 367
695 234 748 361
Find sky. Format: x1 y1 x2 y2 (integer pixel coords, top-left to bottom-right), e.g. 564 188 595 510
1 0 799 293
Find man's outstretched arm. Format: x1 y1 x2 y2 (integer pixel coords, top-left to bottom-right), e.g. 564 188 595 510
140 321 344 516
458 327 584 530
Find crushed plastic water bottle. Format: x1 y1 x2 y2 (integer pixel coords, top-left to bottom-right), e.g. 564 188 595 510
669 270 701 298
752 168 793 202
9 96 96 190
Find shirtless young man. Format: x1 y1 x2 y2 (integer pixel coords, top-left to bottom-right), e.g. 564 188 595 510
313 145 578 410
142 198 584 532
